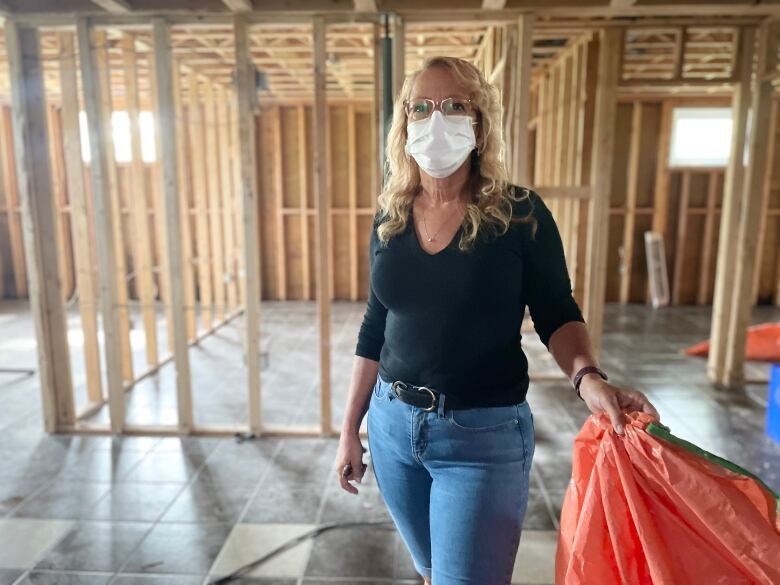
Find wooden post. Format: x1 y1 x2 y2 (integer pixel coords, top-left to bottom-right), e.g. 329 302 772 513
313 15 333 437
187 72 213 330
0 108 27 297
58 30 103 406
121 33 158 367
512 14 533 185
708 27 755 384
620 102 642 304
391 14 405 100
235 16 262 434
6 19 74 431
217 85 238 313
203 80 226 321
151 17 193 432
93 28 134 383
77 17 125 432
723 20 779 386
171 59 197 339
583 28 622 357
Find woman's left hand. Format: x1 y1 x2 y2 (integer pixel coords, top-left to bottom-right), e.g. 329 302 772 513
578 375 660 435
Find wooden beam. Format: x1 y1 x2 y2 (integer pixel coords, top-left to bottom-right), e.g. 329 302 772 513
59 30 103 406
298 105 311 300
151 17 193 432
93 28 134 384
234 16 262 434
482 0 507 10
121 33 158 368
171 59 197 339
217 85 238 312
723 20 779 386
5 20 74 431
187 72 214 330
203 80 226 320
91 0 132 13
708 27 755 384
619 101 641 305
583 27 622 357
391 14 405 101
353 0 377 11
77 17 125 432
313 15 333 437
511 13 533 185
223 0 252 12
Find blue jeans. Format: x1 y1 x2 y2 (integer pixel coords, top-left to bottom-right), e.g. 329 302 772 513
366 373 535 585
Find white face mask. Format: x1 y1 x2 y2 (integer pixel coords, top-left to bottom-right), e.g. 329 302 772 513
404 110 477 179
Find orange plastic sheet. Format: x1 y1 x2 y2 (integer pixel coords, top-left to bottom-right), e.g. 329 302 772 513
555 412 780 585
683 322 780 362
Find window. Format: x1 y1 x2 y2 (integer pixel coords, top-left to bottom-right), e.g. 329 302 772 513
668 107 733 167
79 110 157 164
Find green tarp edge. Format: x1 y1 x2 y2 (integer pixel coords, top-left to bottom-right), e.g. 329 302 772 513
645 422 780 516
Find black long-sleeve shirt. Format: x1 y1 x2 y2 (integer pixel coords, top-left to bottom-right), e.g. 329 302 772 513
354 187 585 407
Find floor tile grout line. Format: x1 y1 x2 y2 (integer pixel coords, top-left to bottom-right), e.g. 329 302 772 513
531 466 559 532
203 438 287 584
105 437 248 585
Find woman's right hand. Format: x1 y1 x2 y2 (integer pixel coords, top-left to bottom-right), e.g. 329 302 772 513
335 431 368 495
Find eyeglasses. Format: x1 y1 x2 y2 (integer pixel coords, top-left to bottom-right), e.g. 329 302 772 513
403 96 477 122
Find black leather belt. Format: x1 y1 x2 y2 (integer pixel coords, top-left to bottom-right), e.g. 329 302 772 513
390 379 471 412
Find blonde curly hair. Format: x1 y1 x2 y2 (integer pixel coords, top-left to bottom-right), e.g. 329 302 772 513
375 55 535 252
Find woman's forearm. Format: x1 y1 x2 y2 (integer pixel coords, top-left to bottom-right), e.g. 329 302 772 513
341 356 381 435
546 320 601 385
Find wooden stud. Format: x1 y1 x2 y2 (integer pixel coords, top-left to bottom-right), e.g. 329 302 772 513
272 106 287 300
203 80 226 320
751 99 777 303
77 17 125 431
235 16 262 434
583 27 622 357
121 33 158 367
723 20 779 386
620 102 642 304
671 170 690 305
59 30 103 405
697 170 719 305
6 20 75 431
151 17 194 432
187 71 214 330
147 46 176 355
172 59 197 339
313 15 333 437
348 103 358 301
45 104 73 300
391 14 405 100
217 85 238 312
708 27 755 383
297 105 311 300
94 28 134 383
0 108 27 297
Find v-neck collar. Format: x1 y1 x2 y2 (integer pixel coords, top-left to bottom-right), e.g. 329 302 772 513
409 209 463 257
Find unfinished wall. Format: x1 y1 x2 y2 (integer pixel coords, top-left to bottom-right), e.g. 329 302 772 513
605 97 780 306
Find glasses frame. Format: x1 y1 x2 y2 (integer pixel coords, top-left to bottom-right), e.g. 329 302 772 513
403 96 479 124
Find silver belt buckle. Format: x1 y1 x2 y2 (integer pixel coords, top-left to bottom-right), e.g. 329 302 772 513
417 386 437 412
392 381 438 412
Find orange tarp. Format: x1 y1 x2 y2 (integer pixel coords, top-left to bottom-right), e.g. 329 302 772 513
684 323 780 362
555 412 780 585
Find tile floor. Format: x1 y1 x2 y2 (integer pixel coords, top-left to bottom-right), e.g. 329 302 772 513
0 302 779 584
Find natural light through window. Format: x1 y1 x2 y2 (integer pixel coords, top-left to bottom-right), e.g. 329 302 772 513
668 107 733 167
79 111 157 164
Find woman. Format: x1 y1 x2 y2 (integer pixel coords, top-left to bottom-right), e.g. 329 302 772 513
334 56 660 585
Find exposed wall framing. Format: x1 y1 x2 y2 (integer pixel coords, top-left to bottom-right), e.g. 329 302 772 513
1 3 779 438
